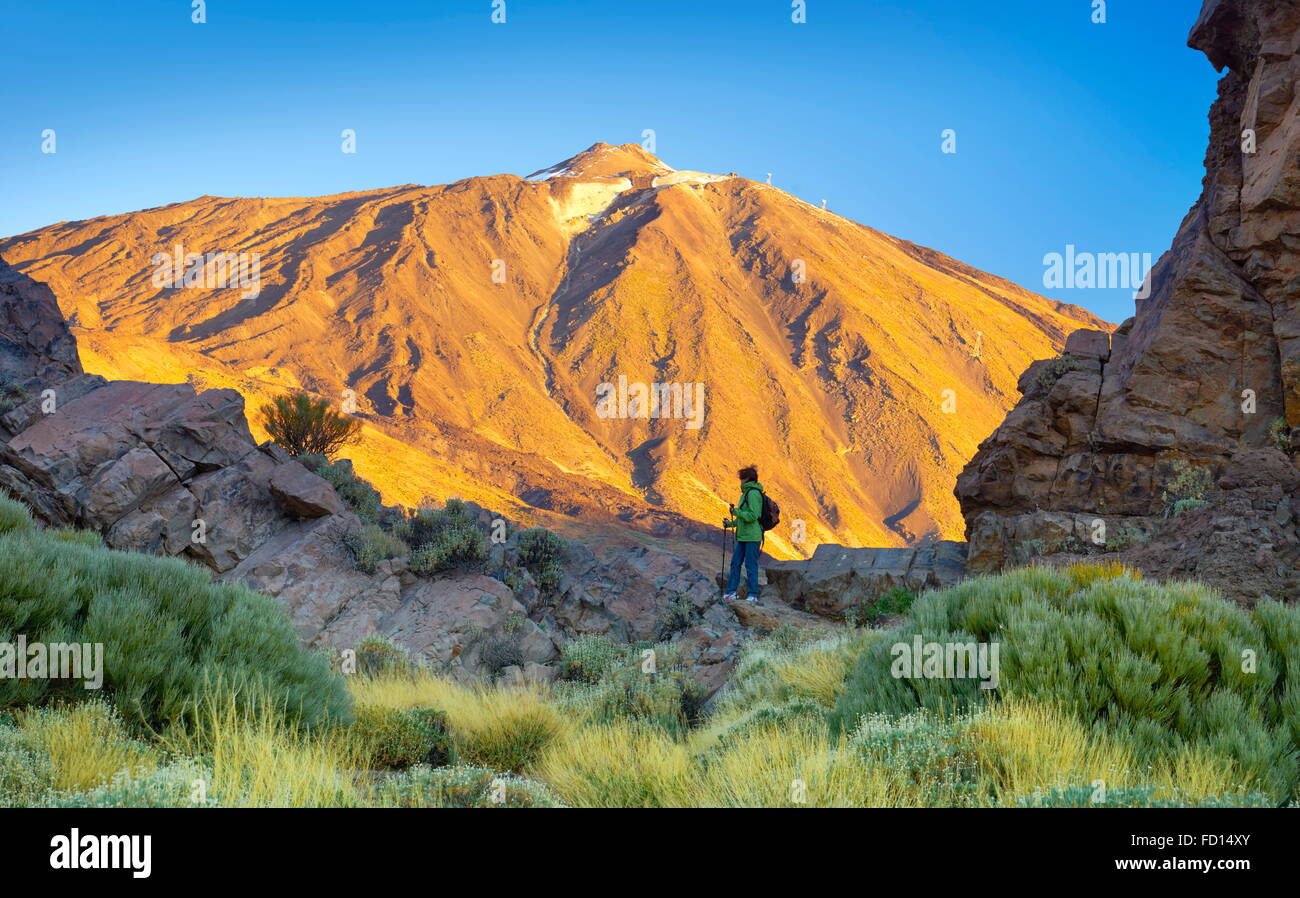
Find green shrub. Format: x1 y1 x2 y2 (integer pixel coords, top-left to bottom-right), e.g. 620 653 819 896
0 382 29 414
259 392 361 459
0 513 352 731
0 497 33 536
559 636 624 685
1031 354 1081 392
45 759 216 808
348 706 448 770
1160 459 1213 517
850 710 983 806
845 587 917 628
372 765 562 808
0 723 52 807
559 641 703 736
408 522 488 574
345 524 408 573
1270 416 1292 454
354 634 414 677
830 565 1300 802
301 455 383 522
517 528 568 592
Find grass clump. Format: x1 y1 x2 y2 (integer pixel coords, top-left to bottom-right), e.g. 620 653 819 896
345 705 448 770
556 638 703 736
373 765 562 808
344 523 408 574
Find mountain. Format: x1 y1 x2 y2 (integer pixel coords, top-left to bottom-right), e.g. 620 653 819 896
0 143 1105 557
957 0 1300 603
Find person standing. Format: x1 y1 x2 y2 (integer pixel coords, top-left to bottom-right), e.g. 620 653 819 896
722 465 764 602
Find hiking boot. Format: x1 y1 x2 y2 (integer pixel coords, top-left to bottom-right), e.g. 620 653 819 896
745 594 761 603
722 592 738 602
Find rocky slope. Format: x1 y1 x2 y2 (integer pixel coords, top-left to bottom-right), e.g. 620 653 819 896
0 144 1104 558
956 0 1300 603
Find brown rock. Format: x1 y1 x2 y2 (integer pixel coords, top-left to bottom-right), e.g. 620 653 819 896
269 461 344 518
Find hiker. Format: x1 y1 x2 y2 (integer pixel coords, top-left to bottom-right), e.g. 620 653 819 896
722 465 764 603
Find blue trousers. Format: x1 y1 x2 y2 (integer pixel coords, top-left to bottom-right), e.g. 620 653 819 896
726 539 761 598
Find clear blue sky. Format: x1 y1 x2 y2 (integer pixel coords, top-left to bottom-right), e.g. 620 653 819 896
3 0 1216 324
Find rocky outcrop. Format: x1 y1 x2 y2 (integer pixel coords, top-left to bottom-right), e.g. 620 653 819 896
763 541 967 619
0 259 81 389
955 0 1300 602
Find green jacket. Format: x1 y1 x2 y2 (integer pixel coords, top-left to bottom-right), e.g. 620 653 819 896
725 481 764 542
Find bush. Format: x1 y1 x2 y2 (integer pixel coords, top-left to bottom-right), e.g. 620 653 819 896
17 699 157 790
0 381 29 414
46 759 216 808
850 710 983 806
0 500 352 732
559 636 624 685
408 522 488 574
372 765 562 808
443 688 570 773
1160 459 1213 517
345 524 408 574
517 528 568 592
1031 354 1081 392
260 392 361 458
0 723 52 807
0 497 33 536
558 641 703 736
301 456 383 522
353 634 414 677
830 564 1300 802
845 586 917 628
347 705 448 770
1270 416 1292 453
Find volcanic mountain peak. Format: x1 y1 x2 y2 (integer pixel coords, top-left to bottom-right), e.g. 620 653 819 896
1 143 1108 559
527 142 675 182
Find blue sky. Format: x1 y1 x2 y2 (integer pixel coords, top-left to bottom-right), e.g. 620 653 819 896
3 0 1217 324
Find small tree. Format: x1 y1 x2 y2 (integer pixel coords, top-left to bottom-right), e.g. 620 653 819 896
260 392 361 458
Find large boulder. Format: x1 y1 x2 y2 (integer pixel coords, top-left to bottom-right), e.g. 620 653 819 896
763 541 966 619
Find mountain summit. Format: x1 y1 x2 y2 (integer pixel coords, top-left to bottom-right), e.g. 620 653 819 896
0 144 1105 556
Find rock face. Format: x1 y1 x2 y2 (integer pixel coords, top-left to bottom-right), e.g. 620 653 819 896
955 0 1300 602
0 259 81 390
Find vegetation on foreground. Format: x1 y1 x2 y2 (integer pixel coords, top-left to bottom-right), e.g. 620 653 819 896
0 496 1294 807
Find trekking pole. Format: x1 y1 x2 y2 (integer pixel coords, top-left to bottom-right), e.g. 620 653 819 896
720 520 728 598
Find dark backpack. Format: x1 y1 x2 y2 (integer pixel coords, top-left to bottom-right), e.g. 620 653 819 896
743 486 780 532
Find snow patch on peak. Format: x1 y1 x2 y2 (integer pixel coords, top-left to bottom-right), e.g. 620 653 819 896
651 170 730 188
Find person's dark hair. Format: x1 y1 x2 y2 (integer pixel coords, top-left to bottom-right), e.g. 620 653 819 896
738 465 758 482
